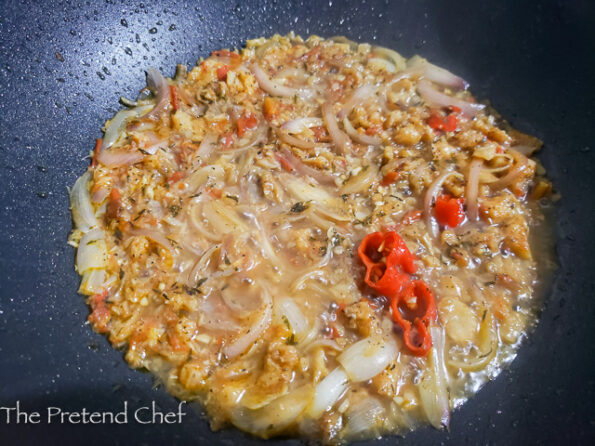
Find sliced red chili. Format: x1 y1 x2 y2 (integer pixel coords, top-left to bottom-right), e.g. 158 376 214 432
390 280 437 356
358 232 417 296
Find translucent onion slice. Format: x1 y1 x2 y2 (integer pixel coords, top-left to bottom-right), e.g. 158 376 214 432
367 57 396 73
343 397 386 438
466 159 484 221
338 337 399 382
490 149 531 190
372 46 408 71
418 326 450 429
417 79 484 119
223 288 273 359
281 117 323 134
142 67 170 119
76 228 108 273
232 384 314 438
252 64 311 98
101 104 153 150
342 117 382 146
128 228 175 253
196 132 218 159
276 297 309 340
341 164 380 195
308 367 349 418
78 269 107 296
70 171 98 232
409 56 469 90
96 149 144 167
277 130 315 150
447 309 498 372
323 102 352 154
337 84 377 120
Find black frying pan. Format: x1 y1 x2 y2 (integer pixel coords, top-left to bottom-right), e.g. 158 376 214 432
1 0 594 444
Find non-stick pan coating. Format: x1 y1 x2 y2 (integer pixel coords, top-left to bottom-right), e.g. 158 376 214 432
0 1 594 444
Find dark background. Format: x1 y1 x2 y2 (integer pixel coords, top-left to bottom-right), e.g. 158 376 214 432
1 0 594 444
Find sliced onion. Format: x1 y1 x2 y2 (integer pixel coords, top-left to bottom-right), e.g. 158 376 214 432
185 164 225 192
341 164 380 195
79 269 108 296
424 170 464 237
70 172 98 232
418 326 450 429
142 67 170 119
342 117 381 146
447 309 498 372
276 297 309 340
196 132 218 159
128 228 175 254
489 149 530 190
409 56 468 90
277 130 315 150
96 149 144 167
101 105 153 150
338 337 399 382
76 228 108 273
323 102 352 154
232 384 314 438
143 139 168 155
253 64 308 97
91 185 110 204
367 57 396 73
337 84 377 120
511 144 540 157
280 148 336 186
417 79 484 119
372 46 408 71
308 367 349 418
284 174 341 206
281 117 323 134
344 397 386 438
223 288 273 359
466 159 483 221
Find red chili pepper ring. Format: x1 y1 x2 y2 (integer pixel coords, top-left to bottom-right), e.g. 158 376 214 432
390 280 438 356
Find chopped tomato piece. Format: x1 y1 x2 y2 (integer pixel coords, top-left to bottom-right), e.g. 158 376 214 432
170 85 179 111
216 65 230 81
263 97 279 121
167 171 184 184
220 132 234 149
274 153 295 172
107 188 122 220
381 171 399 186
91 138 102 167
206 187 223 199
236 112 258 137
434 194 465 227
401 209 423 226
88 290 110 333
211 49 240 59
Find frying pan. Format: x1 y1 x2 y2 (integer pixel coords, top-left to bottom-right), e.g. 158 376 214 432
1 0 594 444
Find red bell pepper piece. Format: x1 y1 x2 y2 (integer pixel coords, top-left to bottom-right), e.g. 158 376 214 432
390 280 437 356
434 194 465 227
